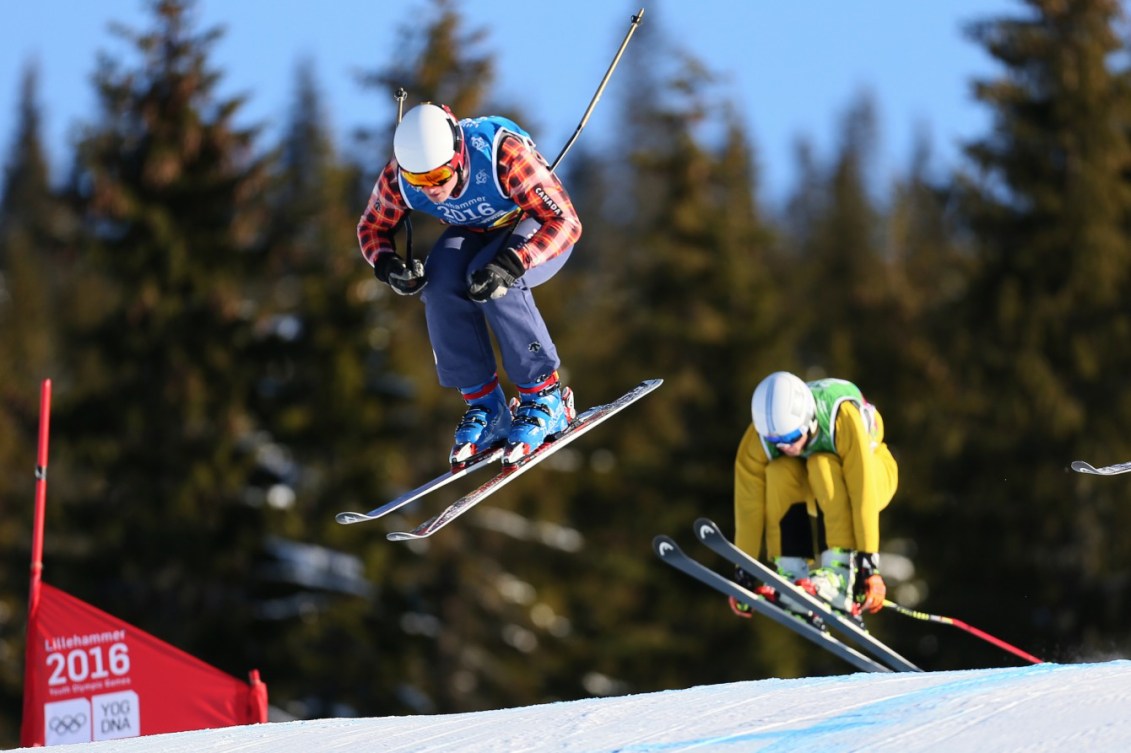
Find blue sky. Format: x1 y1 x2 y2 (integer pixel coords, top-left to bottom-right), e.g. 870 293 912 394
0 0 1019 202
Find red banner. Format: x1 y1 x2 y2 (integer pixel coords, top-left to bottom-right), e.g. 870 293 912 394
21 582 267 746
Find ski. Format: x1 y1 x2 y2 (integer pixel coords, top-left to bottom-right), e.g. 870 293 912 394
335 448 504 525
653 535 890 673
1071 460 1131 476
387 379 663 542
692 518 921 672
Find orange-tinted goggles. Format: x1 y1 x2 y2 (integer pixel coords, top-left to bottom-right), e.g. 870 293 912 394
400 139 465 187
401 163 458 188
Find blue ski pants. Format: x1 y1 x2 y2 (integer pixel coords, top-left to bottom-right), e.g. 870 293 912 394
421 217 572 389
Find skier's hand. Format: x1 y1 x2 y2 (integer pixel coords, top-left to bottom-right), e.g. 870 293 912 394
374 253 427 296
855 552 886 614
468 248 524 303
859 574 886 614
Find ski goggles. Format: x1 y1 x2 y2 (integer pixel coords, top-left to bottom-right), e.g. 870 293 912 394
401 156 463 188
765 427 806 446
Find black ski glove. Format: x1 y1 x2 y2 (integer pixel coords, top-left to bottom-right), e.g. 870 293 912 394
467 248 524 303
855 551 881 580
374 253 427 296
733 566 759 591
729 567 758 618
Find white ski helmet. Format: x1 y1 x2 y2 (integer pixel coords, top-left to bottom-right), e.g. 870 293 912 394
751 371 817 442
393 103 464 174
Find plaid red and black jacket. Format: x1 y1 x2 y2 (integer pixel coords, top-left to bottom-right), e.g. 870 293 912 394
357 131 582 271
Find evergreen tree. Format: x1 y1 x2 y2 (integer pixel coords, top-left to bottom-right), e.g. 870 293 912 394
240 57 438 717
0 60 73 748
883 131 975 453
0 64 56 259
781 95 886 378
0 62 70 381
938 0 1131 666
877 133 975 655
548 14 812 689
370 0 492 113
51 0 273 678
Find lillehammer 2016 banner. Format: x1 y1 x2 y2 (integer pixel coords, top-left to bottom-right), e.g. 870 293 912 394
21 380 268 746
22 582 268 746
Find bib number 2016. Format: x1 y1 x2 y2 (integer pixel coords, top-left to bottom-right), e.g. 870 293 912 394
46 643 130 685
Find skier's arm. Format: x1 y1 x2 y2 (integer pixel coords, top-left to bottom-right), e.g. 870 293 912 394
497 135 582 269
833 402 886 553
357 160 410 266
734 424 771 560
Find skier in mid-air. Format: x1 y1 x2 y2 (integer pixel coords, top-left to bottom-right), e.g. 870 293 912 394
730 371 898 619
357 102 582 467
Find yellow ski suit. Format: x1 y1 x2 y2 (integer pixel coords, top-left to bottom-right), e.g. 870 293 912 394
734 400 897 560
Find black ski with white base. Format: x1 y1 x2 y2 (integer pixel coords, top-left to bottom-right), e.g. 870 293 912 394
653 535 891 673
692 518 921 672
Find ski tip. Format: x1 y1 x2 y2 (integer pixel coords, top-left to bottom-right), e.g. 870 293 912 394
386 531 424 542
1070 461 1097 474
336 512 369 525
652 535 680 556
692 517 721 537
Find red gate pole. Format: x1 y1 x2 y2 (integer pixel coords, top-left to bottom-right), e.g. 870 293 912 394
29 378 52 611
22 377 52 746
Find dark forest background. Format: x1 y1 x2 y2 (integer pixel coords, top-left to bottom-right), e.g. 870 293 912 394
2 0 1131 744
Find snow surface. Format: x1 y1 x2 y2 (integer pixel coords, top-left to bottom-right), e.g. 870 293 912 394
13 660 1131 752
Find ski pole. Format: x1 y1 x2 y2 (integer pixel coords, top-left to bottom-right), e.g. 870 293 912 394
549 8 644 171
393 87 416 266
883 600 1045 665
393 10 643 269
491 8 644 249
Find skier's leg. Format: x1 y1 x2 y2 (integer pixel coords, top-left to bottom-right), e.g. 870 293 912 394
473 217 572 384
421 228 498 389
806 452 855 550
423 228 515 465
779 502 816 559
734 428 770 561
839 410 899 532
804 453 862 613
778 503 815 579
763 457 810 561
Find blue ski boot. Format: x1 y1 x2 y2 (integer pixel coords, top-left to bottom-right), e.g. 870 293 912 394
450 377 512 468
502 372 575 465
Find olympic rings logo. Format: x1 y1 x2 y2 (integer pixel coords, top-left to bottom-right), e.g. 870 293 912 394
49 712 87 735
